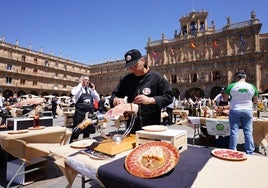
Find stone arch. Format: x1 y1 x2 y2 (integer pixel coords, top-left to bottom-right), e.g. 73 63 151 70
210 86 223 99
17 90 27 97
185 87 204 99
30 91 38 96
172 88 180 99
2 89 13 100
41 92 49 96
263 89 268 94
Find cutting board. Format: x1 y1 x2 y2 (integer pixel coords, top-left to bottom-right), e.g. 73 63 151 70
94 134 136 155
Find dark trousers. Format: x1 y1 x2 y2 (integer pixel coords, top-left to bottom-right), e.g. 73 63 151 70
52 106 57 118
163 107 174 125
69 110 95 143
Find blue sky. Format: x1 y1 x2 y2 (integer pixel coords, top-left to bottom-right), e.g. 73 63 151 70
1 0 267 65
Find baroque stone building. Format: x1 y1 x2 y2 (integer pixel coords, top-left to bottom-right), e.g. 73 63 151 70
0 39 90 99
1 10 268 100
91 10 268 99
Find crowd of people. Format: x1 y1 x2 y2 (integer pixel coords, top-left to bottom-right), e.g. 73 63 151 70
0 94 76 128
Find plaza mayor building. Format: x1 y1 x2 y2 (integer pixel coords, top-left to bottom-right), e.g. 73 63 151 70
0 10 268 100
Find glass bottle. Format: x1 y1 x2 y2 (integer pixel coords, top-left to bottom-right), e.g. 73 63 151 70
33 114 40 127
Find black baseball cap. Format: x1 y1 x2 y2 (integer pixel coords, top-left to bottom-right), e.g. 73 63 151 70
124 49 142 69
236 70 247 78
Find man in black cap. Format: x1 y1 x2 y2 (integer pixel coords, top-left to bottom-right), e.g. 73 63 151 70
110 49 173 133
213 87 229 107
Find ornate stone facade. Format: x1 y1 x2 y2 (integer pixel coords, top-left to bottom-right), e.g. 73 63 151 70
1 10 268 100
0 40 89 99
91 10 268 99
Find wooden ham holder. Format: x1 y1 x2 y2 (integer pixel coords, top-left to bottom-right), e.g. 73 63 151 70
93 134 136 156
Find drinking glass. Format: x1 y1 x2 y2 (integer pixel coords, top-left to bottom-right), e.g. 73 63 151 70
89 116 99 141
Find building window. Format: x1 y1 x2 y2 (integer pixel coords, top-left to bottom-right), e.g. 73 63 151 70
33 81 37 85
191 73 198 82
45 60 49 67
21 55 26 62
33 68 38 74
21 66 26 72
200 22 205 31
190 21 197 36
64 65 67 70
55 73 58 78
171 75 177 84
63 84 66 89
6 77 12 84
182 26 187 35
7 64 12 70
212 71 220 81
265 73 268 82
20 79 26 85
55 62 58 68
34 58 38 64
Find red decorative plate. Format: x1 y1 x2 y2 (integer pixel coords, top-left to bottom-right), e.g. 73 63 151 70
125 141 179 178
211 149 247 161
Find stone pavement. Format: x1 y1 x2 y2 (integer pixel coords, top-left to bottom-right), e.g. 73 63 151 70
0 114 265 188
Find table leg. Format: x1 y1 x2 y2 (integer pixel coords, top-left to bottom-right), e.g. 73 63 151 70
81 175 91 188
173 114 176 122
193 124 200 145
7 161 25 188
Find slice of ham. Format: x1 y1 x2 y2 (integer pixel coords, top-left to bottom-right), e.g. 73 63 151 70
104 103 138 118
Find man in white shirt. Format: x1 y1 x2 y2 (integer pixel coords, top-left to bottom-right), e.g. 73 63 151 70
213 87 229 106
163 97 176 126
69 75 100 143
224 70 258 154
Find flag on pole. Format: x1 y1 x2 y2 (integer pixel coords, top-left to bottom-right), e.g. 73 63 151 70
191 41 196 49
151 51 159 64
240 35 245 46
152 51 158 59
213 40 218 48
170 48 175 56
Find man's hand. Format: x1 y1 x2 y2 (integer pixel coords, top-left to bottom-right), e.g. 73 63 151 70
133 95 155 105
90 82 95 90
113 97 125 106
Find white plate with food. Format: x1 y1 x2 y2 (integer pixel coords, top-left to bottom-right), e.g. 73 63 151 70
70 139 96 148
211 149 247 161
142 125 168 132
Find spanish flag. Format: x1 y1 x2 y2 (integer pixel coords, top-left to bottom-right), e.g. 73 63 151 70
213 40 218 48
170 48 174 56
240 35 245 46
191 41 196 49
152 51 158 60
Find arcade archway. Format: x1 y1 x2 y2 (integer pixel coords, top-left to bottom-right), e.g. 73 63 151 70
185 87 204 99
